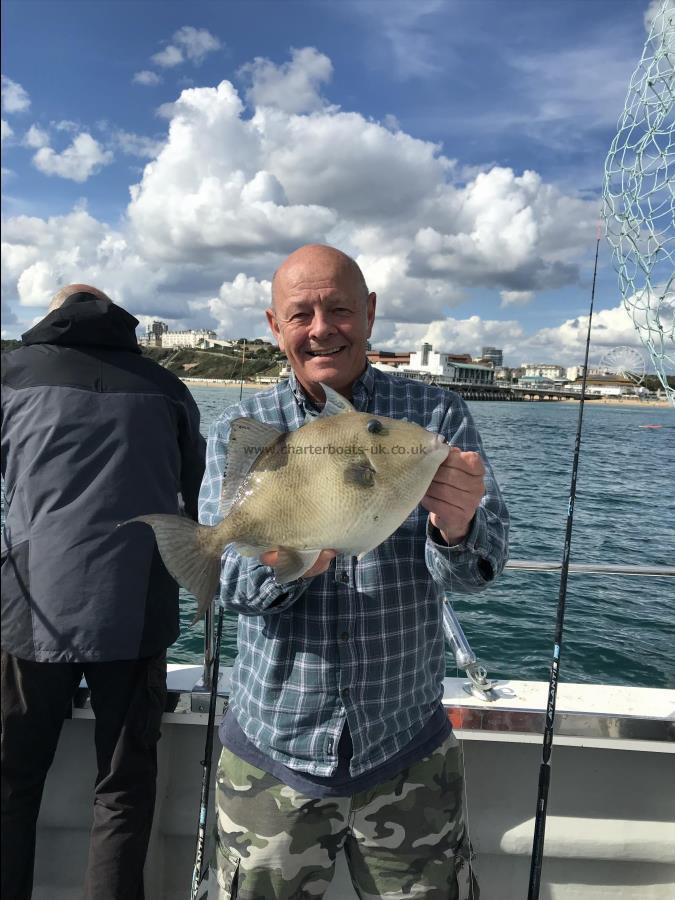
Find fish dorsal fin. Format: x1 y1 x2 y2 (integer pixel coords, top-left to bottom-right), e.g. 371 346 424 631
220 418 282 516
318 383 356 417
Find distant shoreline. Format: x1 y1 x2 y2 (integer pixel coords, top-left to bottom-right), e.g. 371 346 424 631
181 378 269 389
180 377 671 408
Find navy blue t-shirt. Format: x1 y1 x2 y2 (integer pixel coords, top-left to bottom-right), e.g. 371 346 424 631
220 703 452 798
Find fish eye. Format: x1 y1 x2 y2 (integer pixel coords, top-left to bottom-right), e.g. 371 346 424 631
367 419 383 434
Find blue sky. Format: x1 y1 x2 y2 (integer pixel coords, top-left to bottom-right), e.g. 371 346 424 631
1 0 665 367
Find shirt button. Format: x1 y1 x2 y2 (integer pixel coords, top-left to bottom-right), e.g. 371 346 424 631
340 631 349 642
340 572 350 584
341 687 350 699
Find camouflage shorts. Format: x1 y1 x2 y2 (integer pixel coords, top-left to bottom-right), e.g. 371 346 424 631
208 732 478 899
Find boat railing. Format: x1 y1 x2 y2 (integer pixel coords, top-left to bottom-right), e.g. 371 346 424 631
196 558 675 693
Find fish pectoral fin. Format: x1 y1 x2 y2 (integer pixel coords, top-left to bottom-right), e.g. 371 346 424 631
220 418 283 516
273 548 322 584
318 383 356 417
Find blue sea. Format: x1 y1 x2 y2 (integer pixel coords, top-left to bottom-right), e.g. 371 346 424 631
172 387 675 690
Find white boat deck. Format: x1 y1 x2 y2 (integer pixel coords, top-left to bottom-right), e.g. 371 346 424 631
34 668 675 899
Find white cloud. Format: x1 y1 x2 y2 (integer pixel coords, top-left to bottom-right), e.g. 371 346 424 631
173 26 221 64
1 75 30 113
52 119 79 132
1 118 13 143
32 133 113 182
23 124 50 149
356 251 463 323
151 26 221 69
2 47 611 362
151 44 184 68
207 273 273 336
257 107 451 221
372 314 525 360
347 0 447 80
128 80 336 262
500 290 534 308
520 304 647 367
114 130 164 158
117 51 594 320
410 167 593 292
133 70 163 86
1 206 172 316
238 47 333 114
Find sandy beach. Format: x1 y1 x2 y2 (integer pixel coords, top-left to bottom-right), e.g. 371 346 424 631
181 378 269 389
557 396 671 408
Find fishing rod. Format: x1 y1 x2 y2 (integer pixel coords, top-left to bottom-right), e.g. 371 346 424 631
238 339 247 401
527 234 601 900
189 602 225 900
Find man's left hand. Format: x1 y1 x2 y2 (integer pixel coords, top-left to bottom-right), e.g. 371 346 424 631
421 447 486 545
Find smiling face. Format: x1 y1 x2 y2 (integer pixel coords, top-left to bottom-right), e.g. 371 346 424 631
266 245 376 404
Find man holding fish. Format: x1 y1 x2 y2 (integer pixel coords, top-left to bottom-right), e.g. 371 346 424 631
140 244 508 898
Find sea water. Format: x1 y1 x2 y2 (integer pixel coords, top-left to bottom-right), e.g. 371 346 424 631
171 387 675 689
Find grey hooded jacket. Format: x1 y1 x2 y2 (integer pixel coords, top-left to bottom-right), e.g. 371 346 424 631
1 294 206 662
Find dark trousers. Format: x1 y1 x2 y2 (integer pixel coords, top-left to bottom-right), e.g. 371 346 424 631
0 649 167 900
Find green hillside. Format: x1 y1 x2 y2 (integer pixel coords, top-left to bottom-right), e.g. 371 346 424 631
141 343 286 380
2 338 285 380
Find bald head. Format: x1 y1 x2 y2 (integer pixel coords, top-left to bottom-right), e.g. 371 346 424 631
271 245 368 311
265 243 376 403
48 284 113 313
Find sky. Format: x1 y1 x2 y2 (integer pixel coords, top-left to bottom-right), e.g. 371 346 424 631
0 0 668 368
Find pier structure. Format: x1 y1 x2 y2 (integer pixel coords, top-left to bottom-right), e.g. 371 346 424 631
411 376 597 401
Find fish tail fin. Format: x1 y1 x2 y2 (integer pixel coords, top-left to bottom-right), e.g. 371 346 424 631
125 514 225 623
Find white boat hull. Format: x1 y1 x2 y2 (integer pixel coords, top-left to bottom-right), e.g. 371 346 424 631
33 667 675 899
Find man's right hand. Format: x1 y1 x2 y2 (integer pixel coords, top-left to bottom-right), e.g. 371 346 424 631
260 549 337 579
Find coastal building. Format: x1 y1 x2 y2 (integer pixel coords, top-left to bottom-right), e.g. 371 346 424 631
566 365 586 381
138 320 217 349
402 344 494 385
139 320 168 347
200 338 236 349
481 346 503 366
494 366 513 382
522 363 566 380
567 375 639 397
366 351 411 367
161 329 217 349
518 375 557 390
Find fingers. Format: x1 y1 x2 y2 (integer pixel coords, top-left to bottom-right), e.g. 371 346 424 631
431 453 486 499
304 550 337 578
438 447 486 477
423 449 486 543
259 548 336 579
421 493 476 522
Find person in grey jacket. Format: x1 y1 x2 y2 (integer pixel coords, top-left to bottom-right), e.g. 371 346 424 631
1 285 206 900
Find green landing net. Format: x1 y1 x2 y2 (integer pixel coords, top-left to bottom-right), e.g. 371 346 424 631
602 0 675 406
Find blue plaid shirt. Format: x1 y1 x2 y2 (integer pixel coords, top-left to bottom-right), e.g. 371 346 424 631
199 364 509 777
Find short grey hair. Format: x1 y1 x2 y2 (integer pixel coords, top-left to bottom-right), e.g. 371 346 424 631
48 283 113 313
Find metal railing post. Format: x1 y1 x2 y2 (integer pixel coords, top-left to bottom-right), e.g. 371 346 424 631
442 598 496 700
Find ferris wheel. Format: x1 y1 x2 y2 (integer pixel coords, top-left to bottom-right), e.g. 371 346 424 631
599 346 646 385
